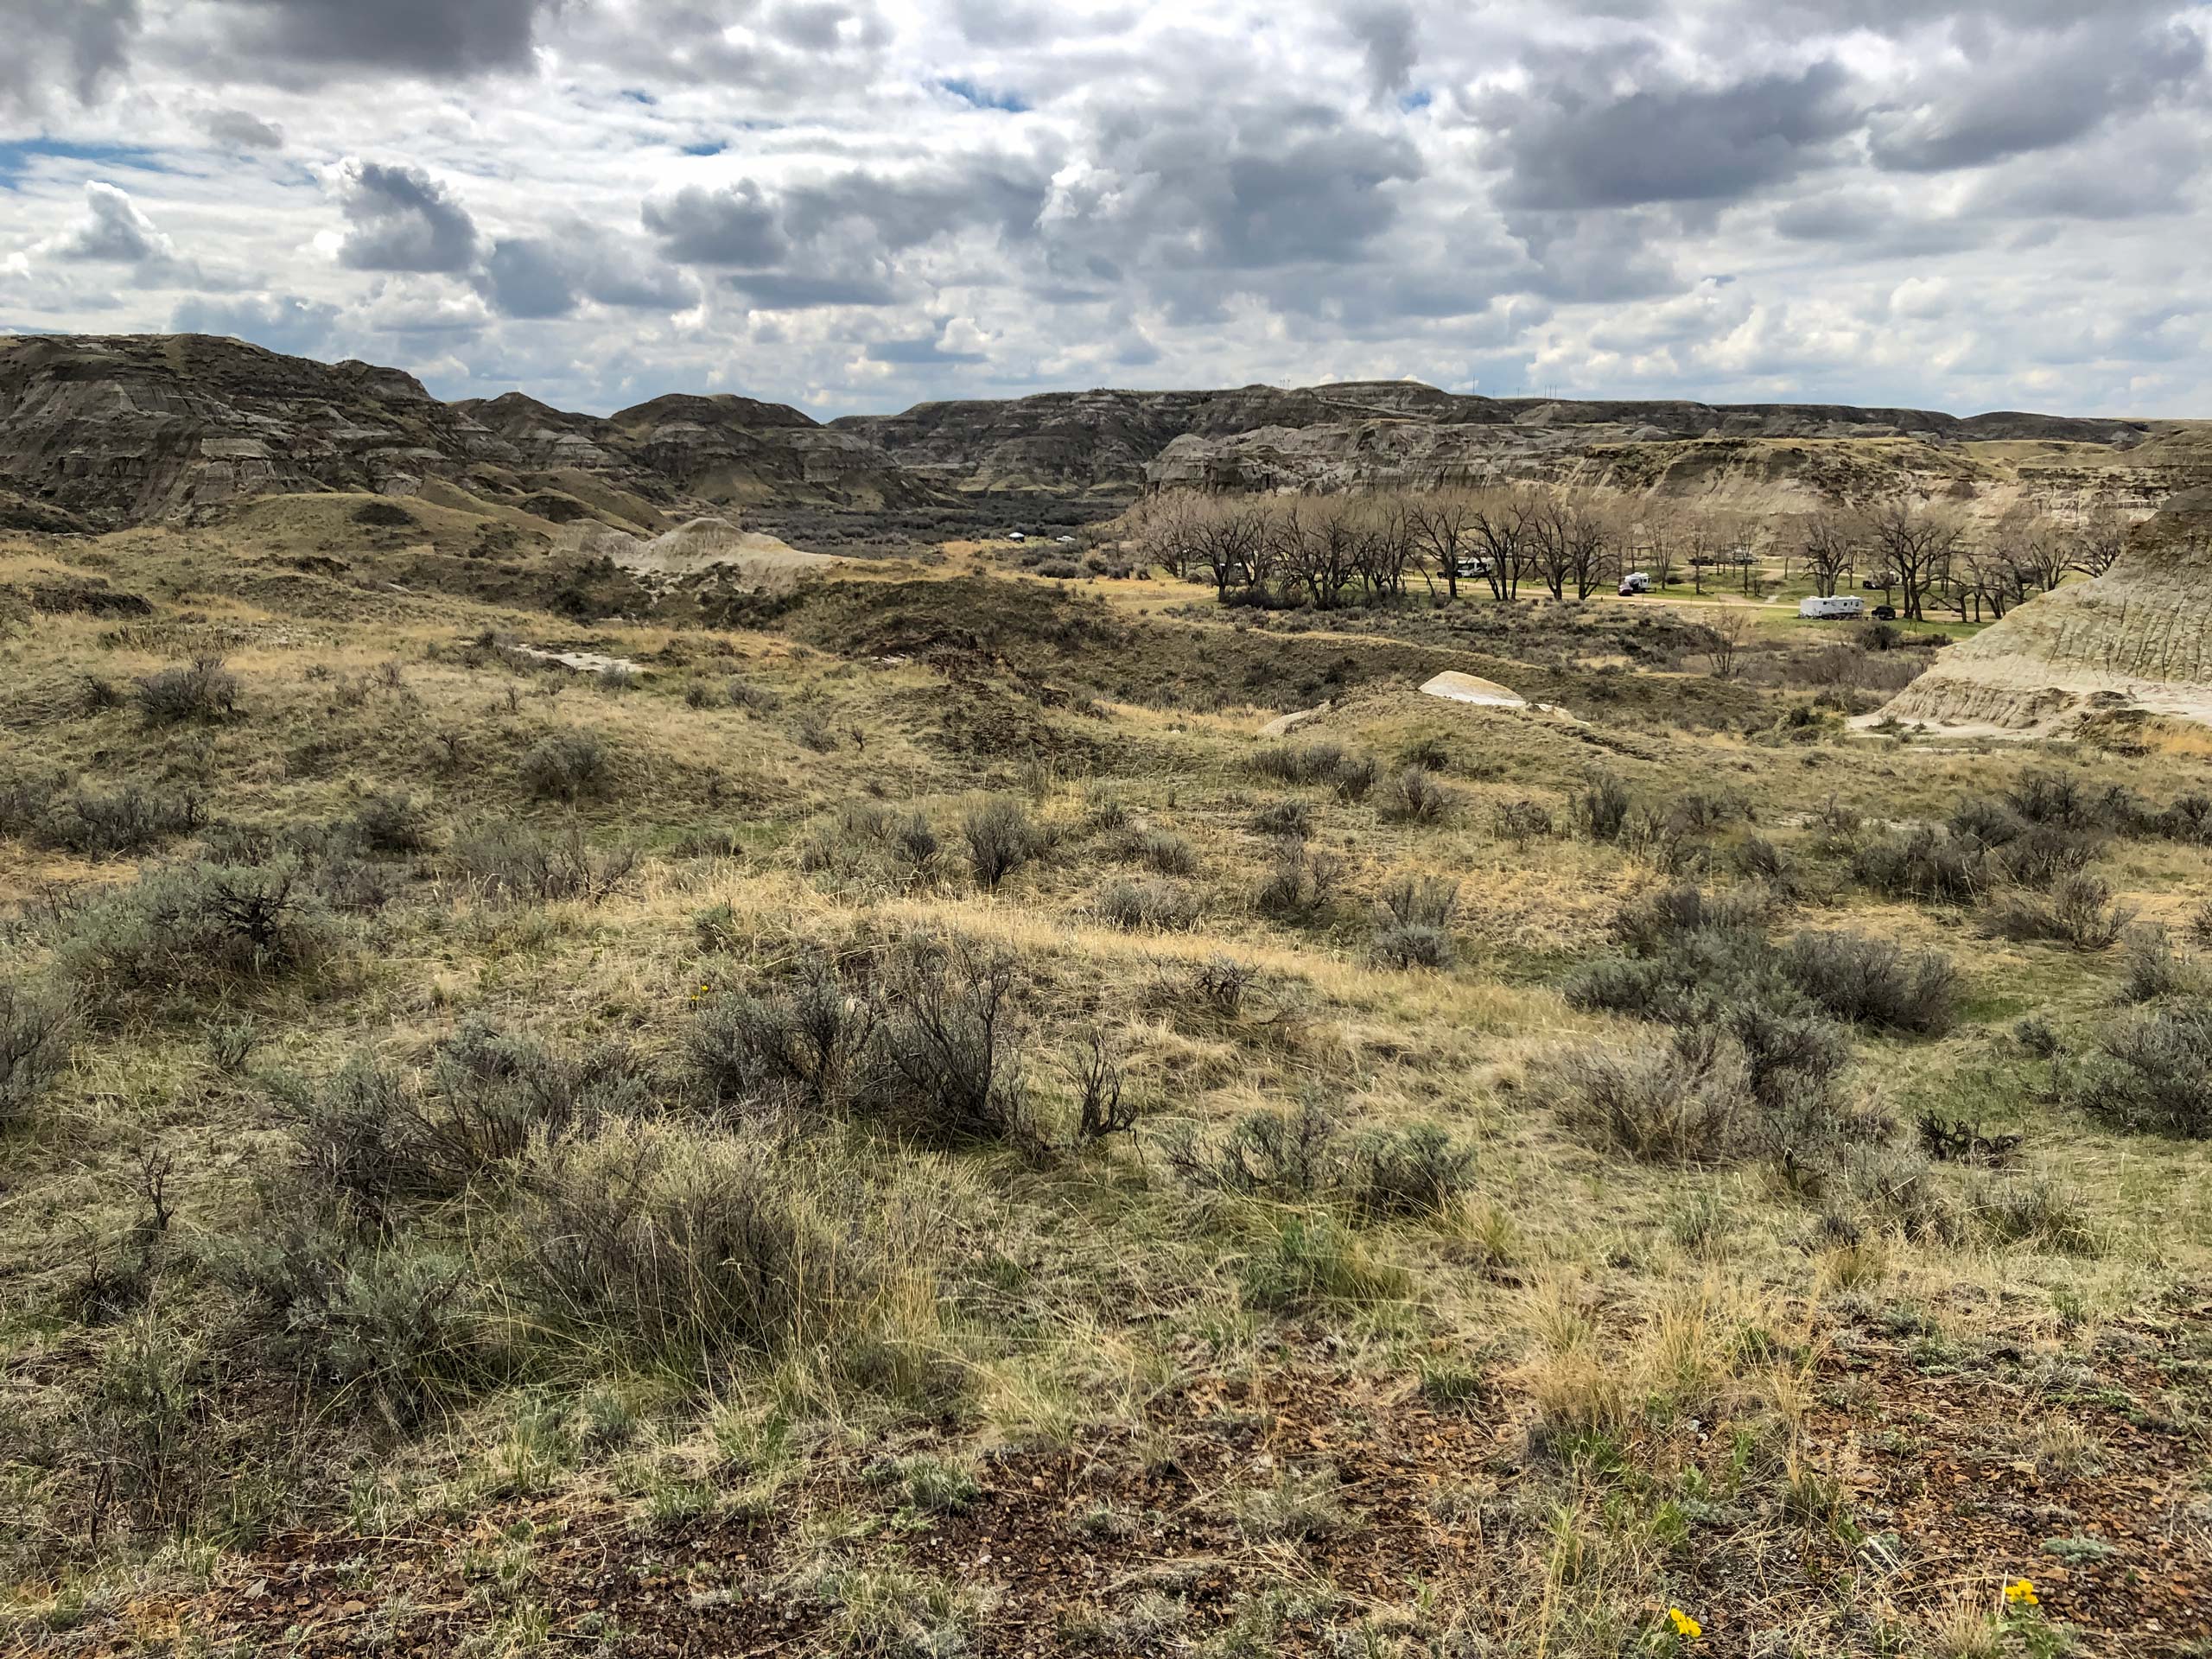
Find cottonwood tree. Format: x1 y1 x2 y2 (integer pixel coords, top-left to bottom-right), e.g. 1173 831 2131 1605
1470 489 1537 601
2069 506 2129 577
1865 499 1962 621
1800 511 1858 598
1993 505 2070 594
1408 493 1480 601
1197 503 1268 599
1127 491 1210 581
1528 491 1613 600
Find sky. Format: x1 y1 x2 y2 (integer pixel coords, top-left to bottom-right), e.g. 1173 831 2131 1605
0 0 2207 419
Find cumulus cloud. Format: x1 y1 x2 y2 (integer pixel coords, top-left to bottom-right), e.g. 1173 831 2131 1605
2 0 2209 416
1480 60 1859 210
0 0 140 113
200 108 285 149
328 160 481 274
28 181 219 288
214 0 562 79
1867 18 2206 173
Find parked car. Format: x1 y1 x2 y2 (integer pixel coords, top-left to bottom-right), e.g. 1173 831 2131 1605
1872 604 1897 621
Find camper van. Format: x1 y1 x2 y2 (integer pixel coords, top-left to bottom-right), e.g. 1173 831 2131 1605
1798 595 1864 620
1618 572 1652 595
1452 556 1493 580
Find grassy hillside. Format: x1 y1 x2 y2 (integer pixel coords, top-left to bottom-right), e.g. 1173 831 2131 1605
4 510 2212 1658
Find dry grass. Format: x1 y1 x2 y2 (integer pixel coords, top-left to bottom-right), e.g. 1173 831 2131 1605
4 517 2212 1654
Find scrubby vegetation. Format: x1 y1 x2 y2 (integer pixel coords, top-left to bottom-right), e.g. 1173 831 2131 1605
2 512 2208 1658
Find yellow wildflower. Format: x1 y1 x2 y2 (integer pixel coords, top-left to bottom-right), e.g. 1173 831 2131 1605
1668 1607 1702 1640
2005 1579 2038 1607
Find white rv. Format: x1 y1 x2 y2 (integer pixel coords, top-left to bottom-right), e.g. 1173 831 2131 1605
1618 572 1652 595
1798 595 1864 620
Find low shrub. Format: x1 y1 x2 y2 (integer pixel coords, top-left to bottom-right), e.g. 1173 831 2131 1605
1186 954 1258 1018
519 729 612 803
59 861 338 1001
2120 926 2191 1004
1983 872 2134 951
1253 844 1340 920
1097 877 1202 931
135 656 239 726
963 798 1039 890
1572 769 1632 842
1122 828 1198 875
1491 799 1554 846
1851 826 1985 903
1523 1028 1756 1166
1373 874 1459 969
1379 766 1456 825
688 966 875 1117
518 1120 864 1366
0 982 70 1131
208 1207 481 1429
344 791 430 856
1252 799 1313 840
860 939 1036 1147
1402 734 1452 772
2076 1002 2212 1136
32 783 203 857
1161 1096 1474 1220
454 820 639 904
1778 931 1959 1036
282 1022 650 1226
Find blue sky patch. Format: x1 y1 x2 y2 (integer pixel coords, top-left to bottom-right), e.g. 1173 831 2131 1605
0 139 171 191
940 78 1030 113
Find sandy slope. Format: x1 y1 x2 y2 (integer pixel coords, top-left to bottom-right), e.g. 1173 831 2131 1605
1880 487 2212 733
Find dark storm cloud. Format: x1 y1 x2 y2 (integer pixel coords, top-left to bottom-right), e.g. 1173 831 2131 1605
640 182 790 266
1058 106 1422 280
0 0 140 112
476 229 697 317
333 161 482 274
1483 60 1858 209
726 270 899 307
1344 0 1417 101
782 159 1050 249
1867 20 2205 173
215 0 558 78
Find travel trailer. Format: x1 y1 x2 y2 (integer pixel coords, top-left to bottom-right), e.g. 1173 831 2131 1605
1618 571 1652 595
1798 594 1865 620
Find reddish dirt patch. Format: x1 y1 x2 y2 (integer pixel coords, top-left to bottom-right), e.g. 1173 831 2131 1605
84 1316 2212 1657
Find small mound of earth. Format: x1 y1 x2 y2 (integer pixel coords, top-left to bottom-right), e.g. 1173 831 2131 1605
1419 671 1526 709
1419 671 1586 724
507 645 644 677
564 515 847 587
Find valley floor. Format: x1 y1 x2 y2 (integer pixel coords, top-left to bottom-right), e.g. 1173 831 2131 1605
3 505 2212 1657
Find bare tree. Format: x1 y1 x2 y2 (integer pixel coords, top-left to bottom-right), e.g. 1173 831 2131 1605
1125 491 1208 581
1408 493 1479 601
2069 506 2129 578
1469 488 1536 601
1527 491 1612 601
1800 511 1857 599
1865 499 1962 622
1704 610 1754 679
1196 503 1268 600
1993 505 2069 594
